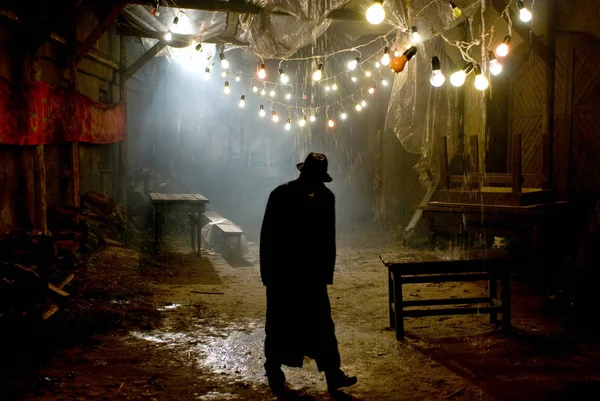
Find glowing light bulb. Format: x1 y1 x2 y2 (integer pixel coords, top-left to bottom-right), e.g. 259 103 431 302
450 63 473 87
285 93 292 100
239 95 245 108
488 51 503 76
220 53 229 69
204 67 210 79
351 76 358 82
332 83 338 91
235 74 241 82
327 119 335 128
391 47 417 73
341 112 347 120
223 81 230 94
272 111 279 123
361 99 367 107
257 63 266 79
325 86 331 92
312 64 323 81
309 114 316 122
517 0 532 22
365 70 372 77
394 50 400 57
259 105 266 117
285 119 291 130
279 68 289 84
252 85 258 93
473 64 489 91
260 88 266 96
355 103 363 111
410 26 421 43
381 47 391 66
368 86 375 94
430 56 445 87
382 79 389 87
164 31 172 41
348 57 359 70
449 1 462 18
375 61 381 68
496 35 511 57
366 0 385 25
221 71 227 78
298 117 306 127
269 90 276 97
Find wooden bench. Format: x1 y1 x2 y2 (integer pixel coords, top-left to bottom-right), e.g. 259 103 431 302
200 211 244 257
379 251 513 340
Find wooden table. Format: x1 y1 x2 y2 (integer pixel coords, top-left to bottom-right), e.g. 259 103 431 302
379 251 513 340
149 193 209 256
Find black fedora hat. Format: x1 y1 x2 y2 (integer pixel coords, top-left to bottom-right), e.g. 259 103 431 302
296 152 333 182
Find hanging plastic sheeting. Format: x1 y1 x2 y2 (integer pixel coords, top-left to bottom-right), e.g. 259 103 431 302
123 5 226 59
385 0 481 189
239 0 352 59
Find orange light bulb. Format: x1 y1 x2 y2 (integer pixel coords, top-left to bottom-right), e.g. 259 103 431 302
391 47 417 74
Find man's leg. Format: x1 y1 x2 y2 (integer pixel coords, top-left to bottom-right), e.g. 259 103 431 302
313 287 357 392
264 287 285 391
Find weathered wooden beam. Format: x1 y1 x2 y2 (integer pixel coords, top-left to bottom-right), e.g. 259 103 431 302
119 34 128 207
126 1 367 21
490 0 552 67
116 26 247 46
121 39 166 83
71 3 127 67
128 0 261 13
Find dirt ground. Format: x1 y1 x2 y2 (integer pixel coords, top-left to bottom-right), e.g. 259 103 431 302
10 228 600 401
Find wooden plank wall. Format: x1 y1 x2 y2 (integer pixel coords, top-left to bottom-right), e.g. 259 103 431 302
508 54 545 186
509 34 600 198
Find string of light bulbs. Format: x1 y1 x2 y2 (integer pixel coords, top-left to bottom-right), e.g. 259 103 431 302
151 0 536 128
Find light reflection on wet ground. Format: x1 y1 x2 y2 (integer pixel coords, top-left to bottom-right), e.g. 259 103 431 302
128 305 340 393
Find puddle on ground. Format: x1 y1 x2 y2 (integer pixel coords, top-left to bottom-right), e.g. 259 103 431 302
127 306 327 391
158 303 182 311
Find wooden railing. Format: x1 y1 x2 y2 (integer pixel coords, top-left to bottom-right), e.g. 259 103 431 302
439 134 550 193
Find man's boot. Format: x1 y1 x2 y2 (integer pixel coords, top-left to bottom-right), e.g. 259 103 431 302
325 369 357 393
265 361 285 392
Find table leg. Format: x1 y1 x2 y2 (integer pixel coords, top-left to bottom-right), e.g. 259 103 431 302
388 269 395 329
154 210 160 253
427 218 435 251
489 276 498 324
501 273 511 329
392 271 405 340
189 213 196 254
196 211 201 257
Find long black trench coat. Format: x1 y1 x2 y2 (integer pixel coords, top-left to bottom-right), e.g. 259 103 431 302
259 178 340 371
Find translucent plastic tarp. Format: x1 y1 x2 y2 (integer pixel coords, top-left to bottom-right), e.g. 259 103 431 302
125 1 484 189
123 5 226 59
238 0 351 59
384 0 482 188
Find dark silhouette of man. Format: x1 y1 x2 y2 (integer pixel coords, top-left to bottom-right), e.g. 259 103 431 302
260 152 357 393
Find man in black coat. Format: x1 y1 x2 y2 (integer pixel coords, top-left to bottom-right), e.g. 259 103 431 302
260 152 357 393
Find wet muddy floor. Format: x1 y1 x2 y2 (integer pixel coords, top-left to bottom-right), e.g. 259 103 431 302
15 232 600 400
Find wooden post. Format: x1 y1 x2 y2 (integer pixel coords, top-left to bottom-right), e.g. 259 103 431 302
70 58 80 207
469 135 480 172
542 1 557 190
439 136 450 190
511 134 522 197
119 34 128 207
32 50 47 231
34 145 48 231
